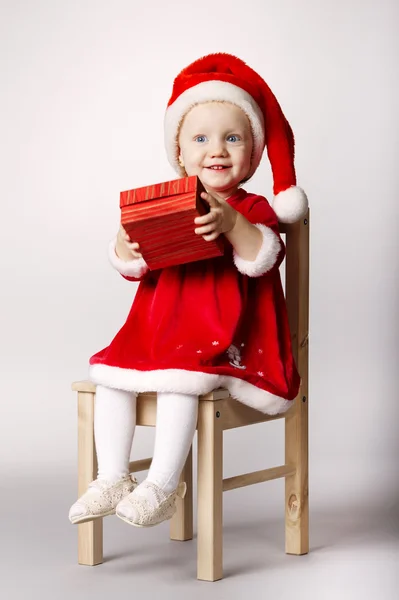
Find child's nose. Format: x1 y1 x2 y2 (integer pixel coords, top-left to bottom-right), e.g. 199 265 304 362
209 141 228 157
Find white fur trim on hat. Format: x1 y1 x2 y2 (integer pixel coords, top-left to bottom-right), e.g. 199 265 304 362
88 364 292 415
272 186 308 224
233 223 281 277
108 238 149 278
164 80 265 178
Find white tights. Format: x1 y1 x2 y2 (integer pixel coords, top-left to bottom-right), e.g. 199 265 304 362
94 385 198 494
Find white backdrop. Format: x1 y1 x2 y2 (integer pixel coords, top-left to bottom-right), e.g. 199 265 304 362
1 0 398 509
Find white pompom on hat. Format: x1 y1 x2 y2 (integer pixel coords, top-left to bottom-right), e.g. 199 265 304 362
164 52 308 224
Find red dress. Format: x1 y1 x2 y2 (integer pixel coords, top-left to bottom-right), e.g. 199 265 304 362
89 188 300 415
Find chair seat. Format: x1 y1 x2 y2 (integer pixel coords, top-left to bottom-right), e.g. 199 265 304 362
71 379 295 430
72 379 229 401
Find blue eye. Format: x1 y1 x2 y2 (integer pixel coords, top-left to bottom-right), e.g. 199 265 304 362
195 135 207 143
227 135 240 142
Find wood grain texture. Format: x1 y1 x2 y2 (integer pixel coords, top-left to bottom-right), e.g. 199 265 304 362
197 400 223 582
128 457 152 473
77 391 103 566
284 210 310 556
223 465 296 492
170 447 194 542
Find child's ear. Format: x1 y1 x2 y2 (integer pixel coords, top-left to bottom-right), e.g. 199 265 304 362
178 153 185 168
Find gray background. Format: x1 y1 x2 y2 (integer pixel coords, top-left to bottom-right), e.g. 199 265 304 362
1 0 398 598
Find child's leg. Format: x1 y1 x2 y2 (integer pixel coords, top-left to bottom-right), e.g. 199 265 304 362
116 392 198 527
147 392 198 493
69 385 138 524
94 384 137 481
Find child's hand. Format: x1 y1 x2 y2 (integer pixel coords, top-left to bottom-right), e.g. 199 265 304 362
116 225 143 260
194 191 238 241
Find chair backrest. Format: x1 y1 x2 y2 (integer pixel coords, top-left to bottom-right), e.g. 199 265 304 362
279 210 310 402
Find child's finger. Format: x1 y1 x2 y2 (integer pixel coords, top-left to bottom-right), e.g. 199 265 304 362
201 191 219 208
194 212 215 225
195 223 216 235
202 231 220 241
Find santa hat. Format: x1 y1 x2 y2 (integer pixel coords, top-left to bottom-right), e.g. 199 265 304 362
164 52 308 224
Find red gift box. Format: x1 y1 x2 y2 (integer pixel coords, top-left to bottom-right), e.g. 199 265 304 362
120 176 225 270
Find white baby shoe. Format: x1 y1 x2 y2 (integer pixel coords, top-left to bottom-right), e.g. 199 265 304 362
116 480 187 528
69 474 138 524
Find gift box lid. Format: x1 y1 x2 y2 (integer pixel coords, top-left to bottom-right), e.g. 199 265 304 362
120 175 202 210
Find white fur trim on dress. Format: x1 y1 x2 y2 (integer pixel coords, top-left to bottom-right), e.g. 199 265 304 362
164 80 265 179
88 364 292 416
272 186 308 224
108 238 149 278
233 223 281 277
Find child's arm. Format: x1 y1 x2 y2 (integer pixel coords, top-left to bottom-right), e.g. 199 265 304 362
229 220 283 278
195 192 283 278
224 212 263 261
108 225 150 282
227 200 284 278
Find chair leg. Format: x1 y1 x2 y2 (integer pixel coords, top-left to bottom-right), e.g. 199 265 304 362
170 446 193 541
77 391 103 566
285 395 309 555
284 210 309 555
197 400 223 582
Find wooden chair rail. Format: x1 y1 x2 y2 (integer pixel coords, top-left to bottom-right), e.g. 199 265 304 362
223 465 297 492
128 459 296 492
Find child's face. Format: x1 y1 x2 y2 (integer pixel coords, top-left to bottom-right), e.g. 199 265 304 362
178 102 253 199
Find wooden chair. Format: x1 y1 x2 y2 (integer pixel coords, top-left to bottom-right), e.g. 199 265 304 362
71 210 309 581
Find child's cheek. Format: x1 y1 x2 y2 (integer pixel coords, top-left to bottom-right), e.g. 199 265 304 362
189 148 203 168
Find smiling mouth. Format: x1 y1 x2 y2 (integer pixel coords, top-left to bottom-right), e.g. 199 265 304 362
206 166 230 170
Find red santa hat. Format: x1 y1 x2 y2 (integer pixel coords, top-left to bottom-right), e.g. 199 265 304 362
164 52 308 224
